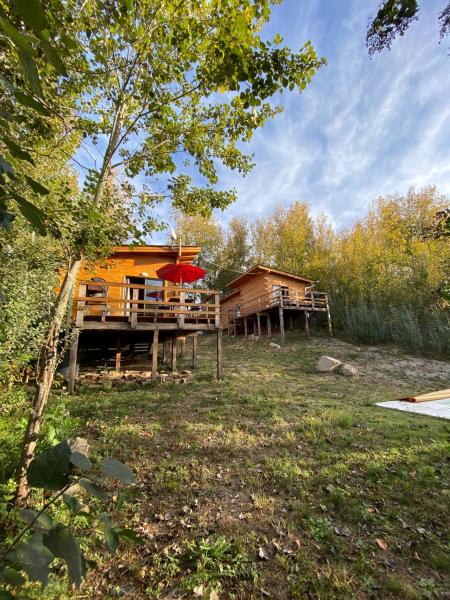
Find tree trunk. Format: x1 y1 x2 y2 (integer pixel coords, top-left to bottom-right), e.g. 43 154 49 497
15 102 126 505
15 259 81 504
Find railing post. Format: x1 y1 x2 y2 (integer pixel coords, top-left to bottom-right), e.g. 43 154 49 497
178 289 185 327
76 283 86 328
130 287 138 328
215 293 221 328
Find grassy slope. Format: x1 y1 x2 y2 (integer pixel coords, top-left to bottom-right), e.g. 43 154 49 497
1 332 450 599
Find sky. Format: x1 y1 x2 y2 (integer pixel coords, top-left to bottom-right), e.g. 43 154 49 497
75 1 450 242
209 0 450 233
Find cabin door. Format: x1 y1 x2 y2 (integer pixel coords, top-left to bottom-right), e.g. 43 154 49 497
125 276 164 315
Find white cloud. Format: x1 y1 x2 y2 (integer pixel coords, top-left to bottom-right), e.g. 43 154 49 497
208 0 450 232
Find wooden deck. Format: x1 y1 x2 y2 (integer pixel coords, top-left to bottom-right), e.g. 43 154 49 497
74 281 221 330
67 281 223 391
226 287 332 343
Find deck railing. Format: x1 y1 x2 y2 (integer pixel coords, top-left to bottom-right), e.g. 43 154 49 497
227 288 329 323
74 281 221 328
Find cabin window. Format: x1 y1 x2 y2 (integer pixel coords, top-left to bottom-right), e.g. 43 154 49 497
236 303 241 317
272 284 289 299
126 276 164 302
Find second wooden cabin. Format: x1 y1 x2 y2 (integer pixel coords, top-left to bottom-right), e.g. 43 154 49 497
220 264 332 342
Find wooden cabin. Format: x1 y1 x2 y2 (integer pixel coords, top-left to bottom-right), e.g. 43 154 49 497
220 264 332 342
66 245 222 390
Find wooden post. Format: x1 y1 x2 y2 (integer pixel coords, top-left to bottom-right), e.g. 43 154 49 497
75 283 86 328
279 304 285 346
216 328 223 380
171 336 177 372
178 290 185 327
244 317 248 339
162 339 168 364
115 335 122 372
326 298 333 337
68 328 79 395
151 329 159 381
130 287 138 328
233 320 237 337
304 312 310 337
180 337 186 358
215 294 221 329
289 315 294 331
267 313 272 337
256 312 261 337
192 334 198 370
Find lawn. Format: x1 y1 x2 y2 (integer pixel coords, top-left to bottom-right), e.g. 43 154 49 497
1 332 450 599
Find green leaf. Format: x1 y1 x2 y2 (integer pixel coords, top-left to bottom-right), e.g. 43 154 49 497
43 524 85 588
0 17 36 53
0 155 14 176
18 508 52 531
2 136 35 165
14 91 48 116
70 451 92 471
63 493 82 515
13 0 48 33
101 458 135 484
10 192 46 235
18 49 43 97
25 175 50 195
0 565 25 586
8 532 53 586
0 199 15 229
99 513 118 553
117 528 143 544
78 478 108 501
27 441 71 490
0 590 16 599
39 38 67 75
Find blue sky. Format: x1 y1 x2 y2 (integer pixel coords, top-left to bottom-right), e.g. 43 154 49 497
207 0 450 235
76 1 450 241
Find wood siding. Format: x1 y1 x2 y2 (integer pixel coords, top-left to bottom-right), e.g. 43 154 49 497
220 271 310 324
76 251 178 306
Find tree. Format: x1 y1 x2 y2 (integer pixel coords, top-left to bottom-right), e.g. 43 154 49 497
251 201 314 274
216 216 251 291
367 0 450 54
173 211 225 289
5 0 325 503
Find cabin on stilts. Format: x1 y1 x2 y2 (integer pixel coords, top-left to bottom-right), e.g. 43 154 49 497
220 265 332 344
66 245 222 393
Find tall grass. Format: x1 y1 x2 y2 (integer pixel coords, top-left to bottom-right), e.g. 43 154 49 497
338 299 450 358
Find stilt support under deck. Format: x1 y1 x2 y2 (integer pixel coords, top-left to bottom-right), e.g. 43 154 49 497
256 312 261 337
68 328 79 395
279 305 285 346
192 334 198 370
217 328 223 380
151 329 159 381
267 313 272 337
326 301 333 337
115 335 122 372
171 336 177 372
304 312 310 337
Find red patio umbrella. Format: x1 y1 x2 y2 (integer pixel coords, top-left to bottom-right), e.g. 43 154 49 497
156 263 206 285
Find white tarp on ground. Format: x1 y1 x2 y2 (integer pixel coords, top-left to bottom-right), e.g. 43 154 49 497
377 399 450 420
